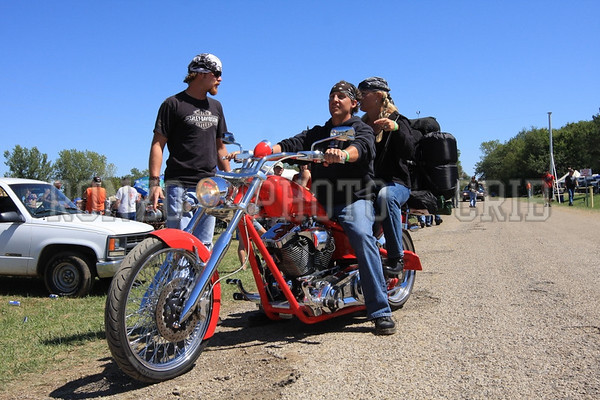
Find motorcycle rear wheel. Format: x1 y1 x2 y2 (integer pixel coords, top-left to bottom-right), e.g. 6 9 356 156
105 237 217 382
387 230 416 310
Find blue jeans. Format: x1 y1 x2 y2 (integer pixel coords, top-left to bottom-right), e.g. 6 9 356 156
469 191 477 207
376 183 410 260
166 184 216 246
117 211 136 220
418 215 433 226
567 188 575 205
334 200 391 320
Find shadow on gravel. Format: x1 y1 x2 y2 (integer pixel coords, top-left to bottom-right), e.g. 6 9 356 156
207 308 372 352
45 308 371 399
48 358 147 399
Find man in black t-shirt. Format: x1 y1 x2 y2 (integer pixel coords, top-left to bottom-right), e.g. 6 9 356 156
564 168 578 206
149 53 231 246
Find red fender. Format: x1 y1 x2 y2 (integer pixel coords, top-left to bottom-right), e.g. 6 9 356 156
149 228 221 340
150 228 211 260
379 247 422 271
403 250 422 271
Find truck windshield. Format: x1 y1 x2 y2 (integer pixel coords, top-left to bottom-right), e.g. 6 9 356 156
10 183 80 218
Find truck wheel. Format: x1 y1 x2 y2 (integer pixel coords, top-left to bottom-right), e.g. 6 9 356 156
44 252 94 297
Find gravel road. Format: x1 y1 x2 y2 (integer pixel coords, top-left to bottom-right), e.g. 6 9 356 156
6 199 600 399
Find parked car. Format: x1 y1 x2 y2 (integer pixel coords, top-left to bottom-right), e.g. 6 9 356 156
576 176 600 194
0 178 154 297
462 184 486 202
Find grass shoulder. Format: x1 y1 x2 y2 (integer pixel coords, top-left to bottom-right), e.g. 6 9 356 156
0 237 252 392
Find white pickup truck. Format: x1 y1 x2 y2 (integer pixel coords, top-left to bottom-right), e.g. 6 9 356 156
0 177 154 297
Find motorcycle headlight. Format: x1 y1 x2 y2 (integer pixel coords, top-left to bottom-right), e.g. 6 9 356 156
196 177 232 208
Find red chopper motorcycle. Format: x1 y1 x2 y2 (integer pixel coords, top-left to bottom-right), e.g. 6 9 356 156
104 127 422 382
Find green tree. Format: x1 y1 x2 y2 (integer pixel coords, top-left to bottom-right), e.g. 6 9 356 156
475 113 600 197
129 168 149 181
474 140 502 179
555 120 600 173
3 145 53 181
53 149 115 198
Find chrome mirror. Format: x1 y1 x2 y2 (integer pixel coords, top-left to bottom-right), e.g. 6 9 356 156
222 132 238 145
310 127 356 151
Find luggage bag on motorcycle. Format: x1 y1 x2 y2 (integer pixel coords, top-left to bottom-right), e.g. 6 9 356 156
413 131 459 199
406 190 438 214
416 131 458 165
409 116 440 137
419 164 459 199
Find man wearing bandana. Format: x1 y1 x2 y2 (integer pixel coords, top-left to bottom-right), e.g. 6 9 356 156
272 81 397 335
149 53 231 247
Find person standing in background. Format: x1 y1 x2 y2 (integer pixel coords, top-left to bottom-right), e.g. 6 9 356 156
83 176 106 214
564 168 578 206
542 170 555 207
468 175 479 208
114 177 140 220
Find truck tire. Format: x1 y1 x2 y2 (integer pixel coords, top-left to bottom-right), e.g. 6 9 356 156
44 252 94 297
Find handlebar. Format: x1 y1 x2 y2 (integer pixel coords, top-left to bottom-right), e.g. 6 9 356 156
229 150 325 165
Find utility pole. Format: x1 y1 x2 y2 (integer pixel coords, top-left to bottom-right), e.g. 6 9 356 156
548 112 553 174
548 112 560 202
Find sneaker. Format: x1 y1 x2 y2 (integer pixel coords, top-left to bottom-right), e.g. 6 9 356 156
384 257 404 278
374 316 396 335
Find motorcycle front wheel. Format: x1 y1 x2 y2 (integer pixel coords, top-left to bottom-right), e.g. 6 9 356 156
387 230 417 310
105 237 218 383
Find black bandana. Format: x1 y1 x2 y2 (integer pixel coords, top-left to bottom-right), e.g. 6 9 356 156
329 80 358 100
358 76 390 93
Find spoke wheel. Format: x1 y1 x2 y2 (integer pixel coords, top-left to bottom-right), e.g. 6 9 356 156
105 237 215 382
387 230 416 310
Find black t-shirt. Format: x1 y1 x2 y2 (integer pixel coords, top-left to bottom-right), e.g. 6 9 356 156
154 91 227 186
277 116 376 209
565 175 577 189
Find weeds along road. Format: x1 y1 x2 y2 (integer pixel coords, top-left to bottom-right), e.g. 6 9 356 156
7 199 600 400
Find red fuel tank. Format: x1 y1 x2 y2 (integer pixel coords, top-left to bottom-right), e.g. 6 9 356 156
258 176 327 222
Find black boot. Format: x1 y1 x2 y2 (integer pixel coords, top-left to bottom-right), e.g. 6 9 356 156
374 316 396 335
384 257 404 278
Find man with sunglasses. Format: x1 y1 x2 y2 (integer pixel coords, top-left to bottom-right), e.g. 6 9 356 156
149 53 230 247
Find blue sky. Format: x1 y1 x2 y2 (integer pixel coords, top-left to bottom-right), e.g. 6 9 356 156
1 1 598 178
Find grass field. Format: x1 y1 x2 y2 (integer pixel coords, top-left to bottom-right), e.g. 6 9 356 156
525 192 599 209
0 239 255 391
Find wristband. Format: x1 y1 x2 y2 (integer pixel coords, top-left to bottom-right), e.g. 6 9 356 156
393 121 399 131
342 150 350 162
149 176 160 187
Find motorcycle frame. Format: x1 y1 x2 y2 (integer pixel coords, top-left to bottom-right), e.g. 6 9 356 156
237 213 367 323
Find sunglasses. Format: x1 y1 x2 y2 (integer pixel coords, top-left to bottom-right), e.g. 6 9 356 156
211 70 222 78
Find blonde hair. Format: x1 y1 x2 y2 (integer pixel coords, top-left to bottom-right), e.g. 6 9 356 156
362 92 398 142
183 72 199 84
